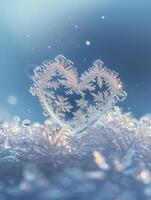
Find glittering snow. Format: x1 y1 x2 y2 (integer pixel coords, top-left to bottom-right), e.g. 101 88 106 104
0 56 151 200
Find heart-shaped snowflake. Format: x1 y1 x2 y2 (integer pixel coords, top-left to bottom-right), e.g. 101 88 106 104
30 55 127 135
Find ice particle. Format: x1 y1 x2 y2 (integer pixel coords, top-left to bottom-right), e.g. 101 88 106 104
7 95 18 105
30 55 126 135
26 34 30 38
85 40 91 46
22 119 31 127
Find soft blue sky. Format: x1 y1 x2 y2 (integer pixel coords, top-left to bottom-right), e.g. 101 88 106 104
0 0 151 122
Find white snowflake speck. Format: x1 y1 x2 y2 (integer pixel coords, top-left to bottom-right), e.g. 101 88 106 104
85 40 91 46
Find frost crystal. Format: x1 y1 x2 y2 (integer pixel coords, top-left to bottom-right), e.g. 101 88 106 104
1 55 151 200
30 55 127 135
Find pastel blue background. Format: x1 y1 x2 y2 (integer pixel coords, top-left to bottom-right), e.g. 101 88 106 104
0 0 151 122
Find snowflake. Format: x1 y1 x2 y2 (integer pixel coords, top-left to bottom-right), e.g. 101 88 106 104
48 81 60 90
54 95 73 113
87 105 98 115
92 91 104 104
75 98 88 108
73 110 87 125
30 55 127 135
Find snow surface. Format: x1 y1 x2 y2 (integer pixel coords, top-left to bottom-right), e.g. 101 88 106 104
0 56 151 200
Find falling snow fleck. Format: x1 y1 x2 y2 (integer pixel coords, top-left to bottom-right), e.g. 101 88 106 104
85 40 91 46
26 34 30 38
101 16 105 19
74 25 78 29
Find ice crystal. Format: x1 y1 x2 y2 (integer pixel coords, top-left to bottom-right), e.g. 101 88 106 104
1 55 151 199
30 55 127 135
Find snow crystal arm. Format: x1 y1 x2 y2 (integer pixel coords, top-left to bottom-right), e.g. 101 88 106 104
30 55 127 135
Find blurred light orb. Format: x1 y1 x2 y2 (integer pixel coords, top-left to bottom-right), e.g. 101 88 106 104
26 34 30 38
7 95 18 105
85 40 91 46
74 25 78 29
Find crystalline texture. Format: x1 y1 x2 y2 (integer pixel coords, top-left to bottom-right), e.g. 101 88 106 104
1 55 151 199
30 55 127 135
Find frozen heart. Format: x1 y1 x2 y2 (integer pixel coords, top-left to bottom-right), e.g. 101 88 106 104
30 55 127 135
